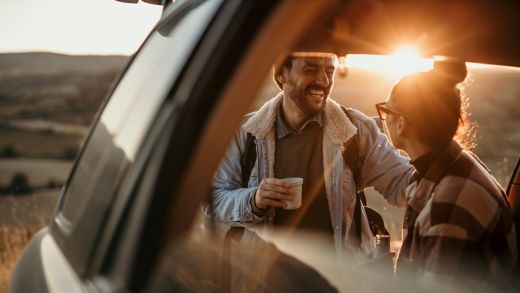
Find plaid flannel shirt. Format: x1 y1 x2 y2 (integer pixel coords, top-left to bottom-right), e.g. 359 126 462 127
397 141 518 291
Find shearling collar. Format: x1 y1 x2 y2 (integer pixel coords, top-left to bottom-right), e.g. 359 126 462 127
242 93 357 144
276 104 322 139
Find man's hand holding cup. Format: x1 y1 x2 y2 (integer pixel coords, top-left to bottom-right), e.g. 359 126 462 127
254 177 303 210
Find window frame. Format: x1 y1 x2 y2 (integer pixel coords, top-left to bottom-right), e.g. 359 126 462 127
95 0 335 291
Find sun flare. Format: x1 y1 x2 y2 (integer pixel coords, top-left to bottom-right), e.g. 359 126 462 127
392 45 420 59
345 45 433 79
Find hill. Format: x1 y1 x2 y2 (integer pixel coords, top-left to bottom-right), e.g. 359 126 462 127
0 52 128 159
0 52 127 75
0 52 127 125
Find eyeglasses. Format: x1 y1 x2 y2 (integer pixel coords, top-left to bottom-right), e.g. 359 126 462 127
375 102 403 121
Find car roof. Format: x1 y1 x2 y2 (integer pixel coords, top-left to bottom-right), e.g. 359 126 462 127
262 0 520 68
349 0 520 66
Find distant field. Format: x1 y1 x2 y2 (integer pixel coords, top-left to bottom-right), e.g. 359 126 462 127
0 158 73 186
0 127 82 160
0 52 124 126
7 119 87 136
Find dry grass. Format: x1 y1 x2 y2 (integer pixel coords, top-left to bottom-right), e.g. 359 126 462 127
0 225 42 292
0 191 58 292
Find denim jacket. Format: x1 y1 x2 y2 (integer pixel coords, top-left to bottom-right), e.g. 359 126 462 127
208 93 412 258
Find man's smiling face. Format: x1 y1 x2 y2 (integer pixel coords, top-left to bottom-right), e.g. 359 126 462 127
281 56 336 116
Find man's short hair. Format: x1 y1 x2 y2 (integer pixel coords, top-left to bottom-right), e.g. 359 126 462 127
272 53 338 89
273 54 294 89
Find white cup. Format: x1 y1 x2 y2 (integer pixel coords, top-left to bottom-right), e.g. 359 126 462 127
280 177 303 210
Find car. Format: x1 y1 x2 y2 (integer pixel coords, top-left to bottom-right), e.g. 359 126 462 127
8 0 520 292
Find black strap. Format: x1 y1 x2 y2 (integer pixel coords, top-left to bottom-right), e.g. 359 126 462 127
221 133 257 288
341 106 389 247
340 107 365 247
241 132 257 188
340 107 367 203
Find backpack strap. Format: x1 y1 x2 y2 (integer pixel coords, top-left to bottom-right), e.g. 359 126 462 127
340 106 389 249
241 132 257 188
340 106 365 247
222 132 256 288
340 106 367 204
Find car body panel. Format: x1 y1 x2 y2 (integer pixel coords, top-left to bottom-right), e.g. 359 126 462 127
8 230 48 293
40 234 86 293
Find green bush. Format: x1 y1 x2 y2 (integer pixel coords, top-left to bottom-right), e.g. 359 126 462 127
63 147 78 160
0 145 19 158
46 179 62 189
9 172 32 194
0 184 8 195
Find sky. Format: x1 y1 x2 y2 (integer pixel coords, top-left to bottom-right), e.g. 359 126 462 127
0 0 162 56
0 0 487 75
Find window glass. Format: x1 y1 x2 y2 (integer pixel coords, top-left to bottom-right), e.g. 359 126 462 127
58 0 221 225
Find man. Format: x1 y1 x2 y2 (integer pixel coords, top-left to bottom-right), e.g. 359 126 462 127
208 52 412 256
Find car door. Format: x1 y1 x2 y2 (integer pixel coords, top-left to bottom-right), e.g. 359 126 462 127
9 0 242 292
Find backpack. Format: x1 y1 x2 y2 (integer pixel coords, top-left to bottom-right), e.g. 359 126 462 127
240 107 389 247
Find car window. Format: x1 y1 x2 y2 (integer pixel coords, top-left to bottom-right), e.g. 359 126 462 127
146 54 520 292
56 0 221 229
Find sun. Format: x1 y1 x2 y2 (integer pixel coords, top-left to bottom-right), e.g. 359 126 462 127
388 46 429 77
392 46 420 59
345 45 433 79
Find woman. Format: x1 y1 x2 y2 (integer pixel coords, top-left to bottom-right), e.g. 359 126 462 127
376 61 517 291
